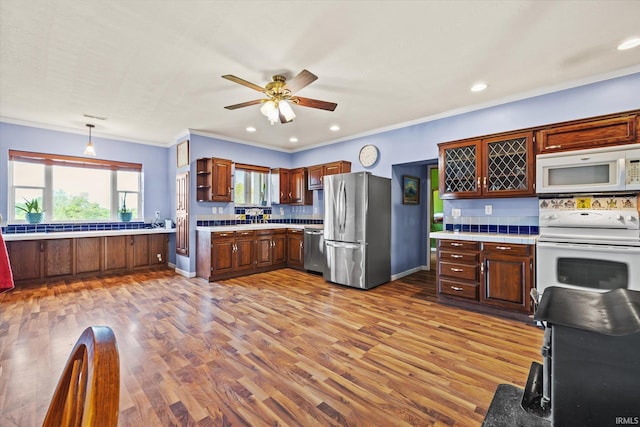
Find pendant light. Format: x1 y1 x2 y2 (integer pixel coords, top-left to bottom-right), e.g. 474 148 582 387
84 124 96 156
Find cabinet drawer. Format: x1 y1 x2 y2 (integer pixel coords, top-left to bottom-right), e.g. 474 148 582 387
235 230 255 237
438 250 478 264
482 242 530 256
438 261 478 281
439 279 478 300
213 232 234 239
438 239 479 251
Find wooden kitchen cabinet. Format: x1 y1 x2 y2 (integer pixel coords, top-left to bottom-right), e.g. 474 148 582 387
286 228 305 270
308 161 351 190
45 238 73 277
437 239 534 317
197 230 256 281
104 235 129 272
256 229 288 268
289 168 312 205
176 172 189 256
75 237 102 274
211 158 233 202
271 167 312 205
7 233 169 284
195 157 233 202
536 111 639 154
480 242 533 313
6 240 42 281
437 239 480 301
131 233 168 269
439 131 534 199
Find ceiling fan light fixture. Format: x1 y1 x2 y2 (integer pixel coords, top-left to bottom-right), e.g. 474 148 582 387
279 100 296 122
84 124 96 156
260 100 279 124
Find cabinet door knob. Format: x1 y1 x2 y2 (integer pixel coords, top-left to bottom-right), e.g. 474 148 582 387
451 286 463 292
450 242 463 247
477 177 481 189
495 246 511 250
483 176 487 189
451 268 463 272
451 254 463 258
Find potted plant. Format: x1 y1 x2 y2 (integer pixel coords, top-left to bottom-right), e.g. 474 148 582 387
118 192 133 222
17 197 45 224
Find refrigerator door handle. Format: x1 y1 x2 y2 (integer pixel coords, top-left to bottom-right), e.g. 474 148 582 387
325 241 361 250
338 179 347 234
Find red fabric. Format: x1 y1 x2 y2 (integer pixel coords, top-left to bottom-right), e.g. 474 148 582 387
0 231 14 293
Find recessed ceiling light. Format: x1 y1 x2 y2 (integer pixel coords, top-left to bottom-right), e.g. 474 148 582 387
617 37 640 50
470 82 488 92
330 125 340 131
289 137 298 143
246 126 256 132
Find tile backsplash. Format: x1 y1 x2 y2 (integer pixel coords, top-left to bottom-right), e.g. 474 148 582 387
444 216 539 235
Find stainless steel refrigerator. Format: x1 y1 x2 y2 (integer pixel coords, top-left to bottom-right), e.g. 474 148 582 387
323 172 391 289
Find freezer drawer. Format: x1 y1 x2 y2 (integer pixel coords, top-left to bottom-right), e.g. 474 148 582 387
324 240 367 289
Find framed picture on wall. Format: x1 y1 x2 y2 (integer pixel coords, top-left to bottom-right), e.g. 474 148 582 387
403 175 420 205
176 140 189 168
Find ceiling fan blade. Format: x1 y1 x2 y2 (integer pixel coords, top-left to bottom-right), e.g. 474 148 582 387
224 99 264 110
284 69 318 94
295 97 338 111
222 75 265 92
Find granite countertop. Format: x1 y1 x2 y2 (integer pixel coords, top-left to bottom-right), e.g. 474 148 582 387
3 227 175 241
430 231 538 245
196 223 322 232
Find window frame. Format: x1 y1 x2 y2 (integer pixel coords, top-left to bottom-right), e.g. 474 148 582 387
233 163 270 206
8 150 143 223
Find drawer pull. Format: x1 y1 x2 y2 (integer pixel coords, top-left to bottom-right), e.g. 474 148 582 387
495 246 511 250
450 268 463 272
450 243 463 247
451 286 464 292
450 254 463 258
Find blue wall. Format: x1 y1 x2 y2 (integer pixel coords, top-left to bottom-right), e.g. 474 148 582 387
3 72 640 277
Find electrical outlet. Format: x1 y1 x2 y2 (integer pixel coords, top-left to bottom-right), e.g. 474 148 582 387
452 208 461 217
218 207 224 214
212 207 217 214
485 205 493 215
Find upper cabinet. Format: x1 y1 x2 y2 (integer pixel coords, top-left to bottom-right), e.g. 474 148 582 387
195 157 233 202
536 112 639 154
271 167 312 205
439 131 535 199
308 161 351 190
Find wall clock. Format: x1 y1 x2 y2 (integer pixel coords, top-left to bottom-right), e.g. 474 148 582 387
359 144 379 167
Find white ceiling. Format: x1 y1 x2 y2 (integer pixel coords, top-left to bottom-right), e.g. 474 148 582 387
1 1 639 151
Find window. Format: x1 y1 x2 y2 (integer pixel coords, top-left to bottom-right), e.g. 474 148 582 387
233 163 269 206
9 150 142 222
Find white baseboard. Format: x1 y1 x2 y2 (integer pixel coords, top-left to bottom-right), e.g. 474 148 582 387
391 265 430 281
174 267 196 278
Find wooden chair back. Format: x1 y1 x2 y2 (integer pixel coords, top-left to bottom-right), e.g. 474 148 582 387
42 326 120 427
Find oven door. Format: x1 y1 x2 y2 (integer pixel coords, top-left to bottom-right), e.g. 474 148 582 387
536 241 640 295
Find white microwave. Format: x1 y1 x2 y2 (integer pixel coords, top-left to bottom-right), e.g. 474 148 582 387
536 145 640 194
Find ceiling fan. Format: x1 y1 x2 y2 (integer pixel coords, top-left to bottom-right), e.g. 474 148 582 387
222 69 337 124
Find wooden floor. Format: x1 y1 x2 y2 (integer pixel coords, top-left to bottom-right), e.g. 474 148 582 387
0 267 543 426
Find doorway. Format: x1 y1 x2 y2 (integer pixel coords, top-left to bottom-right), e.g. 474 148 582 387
428 165 443 269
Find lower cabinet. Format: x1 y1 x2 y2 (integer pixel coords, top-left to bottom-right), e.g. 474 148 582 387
197 228 306 281
286 228 305 270
6 233 169 283
6 240 42 281
480 243 533 312
437 238 534 317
